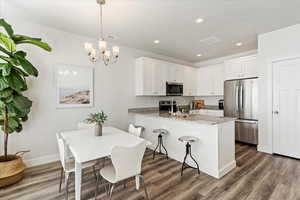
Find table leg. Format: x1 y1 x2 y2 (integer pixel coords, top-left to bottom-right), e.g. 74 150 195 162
75 161 82 200
135 175 140 190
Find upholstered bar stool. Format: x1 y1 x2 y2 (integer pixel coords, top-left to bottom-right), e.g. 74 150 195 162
178 136 200 176
152 129 169 159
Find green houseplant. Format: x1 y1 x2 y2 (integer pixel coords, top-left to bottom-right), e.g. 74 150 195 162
0 18 51 187
85 111 108 136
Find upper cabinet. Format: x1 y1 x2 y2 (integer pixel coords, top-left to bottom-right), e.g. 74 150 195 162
165 63 184 83
183 66 197 96
135 57 191 96
135 55 258 97
135 57 166 96
224 55 258 80
196 64 224 96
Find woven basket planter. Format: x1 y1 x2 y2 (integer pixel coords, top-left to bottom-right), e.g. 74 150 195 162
0 155 26 188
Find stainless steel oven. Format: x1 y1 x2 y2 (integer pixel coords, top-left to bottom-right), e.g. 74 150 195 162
166 82 183 96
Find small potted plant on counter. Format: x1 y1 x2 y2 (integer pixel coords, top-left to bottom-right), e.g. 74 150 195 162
85 111 108 136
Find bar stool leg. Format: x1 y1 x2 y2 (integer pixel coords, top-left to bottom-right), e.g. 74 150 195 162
153 135 160 160
181 142 200 176
160 136 168 159
181 146 189 176
189 145 200 174
158 135 162 154
153 134 168 160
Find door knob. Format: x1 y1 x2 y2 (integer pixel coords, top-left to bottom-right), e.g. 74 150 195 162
273 111 279 114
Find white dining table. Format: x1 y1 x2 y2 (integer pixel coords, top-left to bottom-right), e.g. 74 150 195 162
61 126 151 200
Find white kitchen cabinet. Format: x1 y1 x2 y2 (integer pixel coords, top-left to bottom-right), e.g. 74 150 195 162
243 56 258 78
165 63 184 83
211 64 224 95
183 66 197 96
224 60 243 80
197 67 212 96
224 55 258 80
135 57 166 96
196 64 224 96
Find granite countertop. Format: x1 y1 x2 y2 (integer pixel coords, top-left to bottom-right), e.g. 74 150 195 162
190 105 223 111
128 108 235 125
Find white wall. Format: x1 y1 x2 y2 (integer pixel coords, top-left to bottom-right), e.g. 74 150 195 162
1 11 193 166
257 23 300 153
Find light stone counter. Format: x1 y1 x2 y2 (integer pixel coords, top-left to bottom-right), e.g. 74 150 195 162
128 110 235 126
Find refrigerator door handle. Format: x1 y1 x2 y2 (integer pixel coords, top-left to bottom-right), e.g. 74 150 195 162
235 84 239 114
240 83 244 110
236 119 258 124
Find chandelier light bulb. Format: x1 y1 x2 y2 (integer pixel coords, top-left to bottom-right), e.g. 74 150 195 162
98 40 107 53
84 42 93 52
104 50 111 57
112 46 120 56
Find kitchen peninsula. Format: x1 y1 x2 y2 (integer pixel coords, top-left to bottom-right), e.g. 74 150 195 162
129 109 236 179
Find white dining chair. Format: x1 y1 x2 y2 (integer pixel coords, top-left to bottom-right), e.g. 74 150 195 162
94 141 150 200
56 133 98 200
128 124 144 137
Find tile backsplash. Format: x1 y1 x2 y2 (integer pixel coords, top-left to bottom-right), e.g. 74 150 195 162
194 96 224 106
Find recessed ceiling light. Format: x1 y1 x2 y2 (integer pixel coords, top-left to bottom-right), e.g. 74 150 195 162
195 18 204 24
236 42 243 46
196 54 202 57
153 40 160 44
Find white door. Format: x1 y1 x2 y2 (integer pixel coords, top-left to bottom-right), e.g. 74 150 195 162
273 58 300 158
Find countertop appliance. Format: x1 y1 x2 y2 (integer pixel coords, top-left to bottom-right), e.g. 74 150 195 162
166 82 183 96
224 78 258 145
159 100 177 113
190 100 205 110
218 99 224 110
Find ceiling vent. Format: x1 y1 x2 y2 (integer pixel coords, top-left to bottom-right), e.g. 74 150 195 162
199 36 221 46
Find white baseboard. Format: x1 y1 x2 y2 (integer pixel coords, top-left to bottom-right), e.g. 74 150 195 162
24 154 59 167
218 160 236 178
257 144 272 154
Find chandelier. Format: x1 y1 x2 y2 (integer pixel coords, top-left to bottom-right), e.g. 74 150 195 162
84 0 120 65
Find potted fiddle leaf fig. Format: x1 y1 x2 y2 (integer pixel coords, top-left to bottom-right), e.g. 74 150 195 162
85 111 108 136
0 18 51 187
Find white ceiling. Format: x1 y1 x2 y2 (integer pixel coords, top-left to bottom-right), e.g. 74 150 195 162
6 0 300 63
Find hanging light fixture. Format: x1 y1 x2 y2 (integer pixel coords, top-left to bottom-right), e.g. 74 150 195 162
84 0 120 65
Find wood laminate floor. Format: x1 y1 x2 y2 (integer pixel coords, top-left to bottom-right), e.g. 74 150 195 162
1 143 300 200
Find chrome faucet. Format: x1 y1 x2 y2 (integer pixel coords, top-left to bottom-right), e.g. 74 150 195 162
170 97 176 115
171 97 174 114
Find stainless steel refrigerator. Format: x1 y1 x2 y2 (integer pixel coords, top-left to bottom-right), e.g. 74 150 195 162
224 78 258 145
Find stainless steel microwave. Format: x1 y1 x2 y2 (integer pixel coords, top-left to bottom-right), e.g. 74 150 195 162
166 82 183 96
